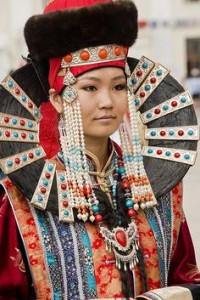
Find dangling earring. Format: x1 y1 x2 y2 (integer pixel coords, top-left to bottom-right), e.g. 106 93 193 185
58 68 99 222
119 89 157 211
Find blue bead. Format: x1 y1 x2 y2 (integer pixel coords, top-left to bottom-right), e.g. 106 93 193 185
145 84 151 91
184 154 190 160
169 130 174 136
165 151 171 157
142 62 148 69
118 167 125 175
64 210 69 216
35 149 41 156
156 70 162 76
147 148 153 154
62 192 67 199
48 165 53 171
8 81 13 88
188 130 194 136
12 119 17 125
131 78 138 84
163 105 169 111
135 99 140 106
29 134 34 140
125 199 134 208
43 179 48 186
0 131 2 136
7 161 13 167
28 122 33 128
92 205 99 214
180 97 186 103
34 109 39 116
150 131 156 136
13 132 19 138
22 154 27 161
146 113 152 119
60 175 65 181
21 96 27 102
37 195 43 202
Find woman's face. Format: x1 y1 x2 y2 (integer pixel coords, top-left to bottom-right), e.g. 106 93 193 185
50 67 128 140
74 67 128 139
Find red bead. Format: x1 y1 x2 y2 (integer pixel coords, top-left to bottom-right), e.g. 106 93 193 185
136 70 143 77
114 46 122 56
29 153 34 159
123 47 128 56
95 214 103 223
118 161 124 167
28 102 33 108
98 49 108 59
62 200 68 207
171 101 177 107
21 133 26 139
174 152 180 158
80 50 90 61
140 91 145 98
4 117 9 123
150 77 156 84
61 184 66 190
154 108 161 114
160 131 166 136
20 120 25 126
5 131 10 137
15 88 20 95
178 130 184 136
45 172 51 179
15 158 20 164
121 180 130 190
40 187 46 194
157 150 162 155
64 54 73 63
128 208 136 217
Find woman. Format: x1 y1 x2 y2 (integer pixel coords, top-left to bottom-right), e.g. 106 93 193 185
0 0 200 299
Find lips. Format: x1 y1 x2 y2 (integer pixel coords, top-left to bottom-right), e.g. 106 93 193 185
95 115 116 120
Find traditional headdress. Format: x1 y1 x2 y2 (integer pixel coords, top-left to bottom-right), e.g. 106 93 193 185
0 0 199 270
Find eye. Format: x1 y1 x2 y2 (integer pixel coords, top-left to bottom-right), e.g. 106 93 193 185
82 86 97 92
114 84 127 91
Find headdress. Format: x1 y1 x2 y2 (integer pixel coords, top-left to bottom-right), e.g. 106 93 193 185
0 0 199 270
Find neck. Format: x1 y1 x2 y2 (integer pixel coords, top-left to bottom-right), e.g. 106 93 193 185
84 136 110 170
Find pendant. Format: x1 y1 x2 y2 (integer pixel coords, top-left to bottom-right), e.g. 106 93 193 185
99 221 139 271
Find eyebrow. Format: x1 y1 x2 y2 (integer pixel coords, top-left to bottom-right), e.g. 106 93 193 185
78 75 126 82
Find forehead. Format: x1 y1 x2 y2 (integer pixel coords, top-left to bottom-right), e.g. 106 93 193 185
77 67 125 80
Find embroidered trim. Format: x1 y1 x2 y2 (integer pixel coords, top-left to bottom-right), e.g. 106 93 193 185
0 146 46 174
140 91 193 124
1 76 41 121
142 146 197 165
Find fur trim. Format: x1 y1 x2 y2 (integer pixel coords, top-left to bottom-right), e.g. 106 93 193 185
24 0 138 60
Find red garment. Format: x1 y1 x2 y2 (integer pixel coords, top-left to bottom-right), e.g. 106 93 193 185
0 195 35 299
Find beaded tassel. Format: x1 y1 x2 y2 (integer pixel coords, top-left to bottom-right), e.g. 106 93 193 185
119 90 157 210
59 81 99 222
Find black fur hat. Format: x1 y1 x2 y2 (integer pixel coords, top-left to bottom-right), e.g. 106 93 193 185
24 0 138 61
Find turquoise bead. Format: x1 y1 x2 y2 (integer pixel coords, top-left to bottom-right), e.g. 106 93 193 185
7 161 13 167
125 199 134 208
21 96 27 101
163 105 169 111
142 62 148 69
145 84 151 91
118 166 125 175
180 97 186 103
135 99 140 106
184 154 190 160
165 151 171 157
150 131 156 136
188 130 194 136
131 78 138 84
92 205 99 214
37 195 43 202
156 70 162 76
147 148 153 154
12 119 17 125
146 113 152 119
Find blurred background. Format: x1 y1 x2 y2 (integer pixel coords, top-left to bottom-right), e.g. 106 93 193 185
0 0 199 264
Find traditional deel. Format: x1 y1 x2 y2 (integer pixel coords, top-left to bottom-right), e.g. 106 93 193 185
0 56 199 274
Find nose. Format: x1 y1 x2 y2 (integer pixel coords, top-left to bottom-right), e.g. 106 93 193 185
98 89 114 109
